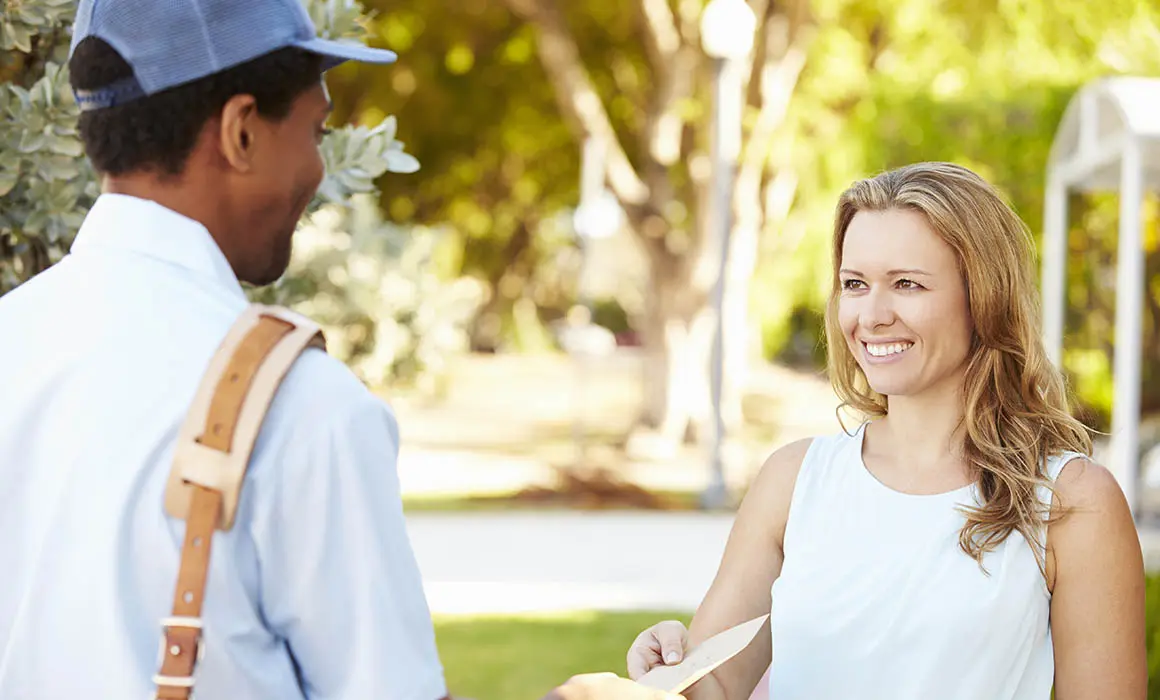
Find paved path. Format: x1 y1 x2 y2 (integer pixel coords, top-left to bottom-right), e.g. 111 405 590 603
408 512 1160 616
407 512 734 615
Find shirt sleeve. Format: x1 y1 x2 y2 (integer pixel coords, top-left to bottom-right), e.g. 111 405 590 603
249 391 447 700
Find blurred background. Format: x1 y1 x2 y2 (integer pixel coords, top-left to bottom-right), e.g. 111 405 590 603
4 0 1160 697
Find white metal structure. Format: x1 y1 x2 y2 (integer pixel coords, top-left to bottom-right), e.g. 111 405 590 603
1042 77 1160 516
698 0 757 510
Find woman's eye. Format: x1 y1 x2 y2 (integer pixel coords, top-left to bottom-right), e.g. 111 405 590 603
896 278 921 290
841 279 865 290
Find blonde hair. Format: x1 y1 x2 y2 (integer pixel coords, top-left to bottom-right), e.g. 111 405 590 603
823 162 1091 573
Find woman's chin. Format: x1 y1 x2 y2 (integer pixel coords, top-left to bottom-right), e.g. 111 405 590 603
864 377 912 398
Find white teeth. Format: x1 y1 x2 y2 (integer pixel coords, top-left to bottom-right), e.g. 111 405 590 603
866 342 912 357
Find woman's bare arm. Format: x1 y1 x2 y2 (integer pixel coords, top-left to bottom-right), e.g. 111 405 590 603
1048 458 1146 699
682 438 811 700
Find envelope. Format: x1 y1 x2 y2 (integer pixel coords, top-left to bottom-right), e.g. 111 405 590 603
635 614 770 695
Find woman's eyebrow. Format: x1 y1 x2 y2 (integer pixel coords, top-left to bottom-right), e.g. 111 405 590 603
839 268 932 276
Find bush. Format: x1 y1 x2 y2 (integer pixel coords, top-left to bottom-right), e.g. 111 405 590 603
1148 575 1160 697
250 191 484 393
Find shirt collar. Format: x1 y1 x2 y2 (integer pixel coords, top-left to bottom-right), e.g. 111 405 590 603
69 193 246 300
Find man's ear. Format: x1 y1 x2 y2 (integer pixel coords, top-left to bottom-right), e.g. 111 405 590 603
218 93 259 172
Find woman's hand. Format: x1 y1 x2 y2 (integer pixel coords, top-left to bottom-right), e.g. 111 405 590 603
626 620 690 679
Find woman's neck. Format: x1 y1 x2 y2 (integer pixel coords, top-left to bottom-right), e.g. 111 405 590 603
876 385 967 471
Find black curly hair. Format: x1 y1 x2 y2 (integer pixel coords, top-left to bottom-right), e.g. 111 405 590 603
69 38 324 177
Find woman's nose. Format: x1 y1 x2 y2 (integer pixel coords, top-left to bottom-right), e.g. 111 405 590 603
859 288 896 330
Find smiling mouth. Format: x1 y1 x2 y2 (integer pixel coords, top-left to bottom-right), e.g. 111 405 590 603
863 341 913 358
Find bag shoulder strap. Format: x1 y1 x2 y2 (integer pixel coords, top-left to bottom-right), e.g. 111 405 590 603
154 303 326 700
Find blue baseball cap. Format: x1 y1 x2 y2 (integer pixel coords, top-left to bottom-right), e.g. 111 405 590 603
69 0 398 112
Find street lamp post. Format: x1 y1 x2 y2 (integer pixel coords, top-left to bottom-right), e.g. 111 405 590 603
700 0 756 510
571 137 621 468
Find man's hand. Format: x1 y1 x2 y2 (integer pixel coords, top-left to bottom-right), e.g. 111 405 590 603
542 673 685 700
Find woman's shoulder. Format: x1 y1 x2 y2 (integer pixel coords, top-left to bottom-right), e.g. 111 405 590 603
757 425 863 479
1045 449 1092 481
750 426 862 500
757 436 815 487
740 438 815 553
1052 455 1125 512
1045 455 1140 597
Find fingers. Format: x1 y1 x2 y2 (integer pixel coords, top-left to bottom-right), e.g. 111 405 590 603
626 628 659 680
626 621 688 680
654 621 688 666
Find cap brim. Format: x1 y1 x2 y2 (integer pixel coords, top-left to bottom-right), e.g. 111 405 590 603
294 37 398 70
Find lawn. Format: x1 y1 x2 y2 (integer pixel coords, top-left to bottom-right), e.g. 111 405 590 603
434 610 692 700
437 576 1160 700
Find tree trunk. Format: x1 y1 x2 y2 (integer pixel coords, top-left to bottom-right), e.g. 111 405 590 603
629 229 723 455
638 267 714 433
502 0 814 456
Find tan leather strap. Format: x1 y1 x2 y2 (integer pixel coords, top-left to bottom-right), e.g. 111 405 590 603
154 485 219 700
154 304 326 699
163 305 326 530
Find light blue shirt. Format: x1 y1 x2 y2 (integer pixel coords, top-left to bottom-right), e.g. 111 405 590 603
0 194 448 700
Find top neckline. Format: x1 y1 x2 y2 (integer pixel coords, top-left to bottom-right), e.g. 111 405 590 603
853 422 977 501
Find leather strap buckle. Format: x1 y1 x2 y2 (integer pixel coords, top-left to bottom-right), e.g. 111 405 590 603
154 616 205 695
162 616 203 630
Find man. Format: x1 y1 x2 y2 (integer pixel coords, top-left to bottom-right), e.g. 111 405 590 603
0 1 680 699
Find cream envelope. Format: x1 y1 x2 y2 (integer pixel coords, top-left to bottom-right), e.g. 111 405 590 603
635 614 770 695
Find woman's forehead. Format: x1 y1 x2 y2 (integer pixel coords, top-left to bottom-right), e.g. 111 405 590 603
841 209 958 272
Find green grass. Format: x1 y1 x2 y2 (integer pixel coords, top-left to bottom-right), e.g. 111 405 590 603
433 575 1160 700
434 610 692 700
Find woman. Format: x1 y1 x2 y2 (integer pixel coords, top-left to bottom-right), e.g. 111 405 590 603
626 162 1146 699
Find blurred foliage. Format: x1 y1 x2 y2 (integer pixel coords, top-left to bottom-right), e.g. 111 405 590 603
249 194 484 392
329 0 1160 428
326 1 585 351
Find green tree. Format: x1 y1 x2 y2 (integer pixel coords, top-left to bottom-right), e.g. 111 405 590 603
339 0 816 451
325 2 582 357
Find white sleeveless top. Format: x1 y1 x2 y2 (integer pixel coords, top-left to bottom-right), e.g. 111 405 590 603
767 423 1083 699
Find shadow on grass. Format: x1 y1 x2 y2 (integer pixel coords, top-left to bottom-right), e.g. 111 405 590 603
403 465 716 512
